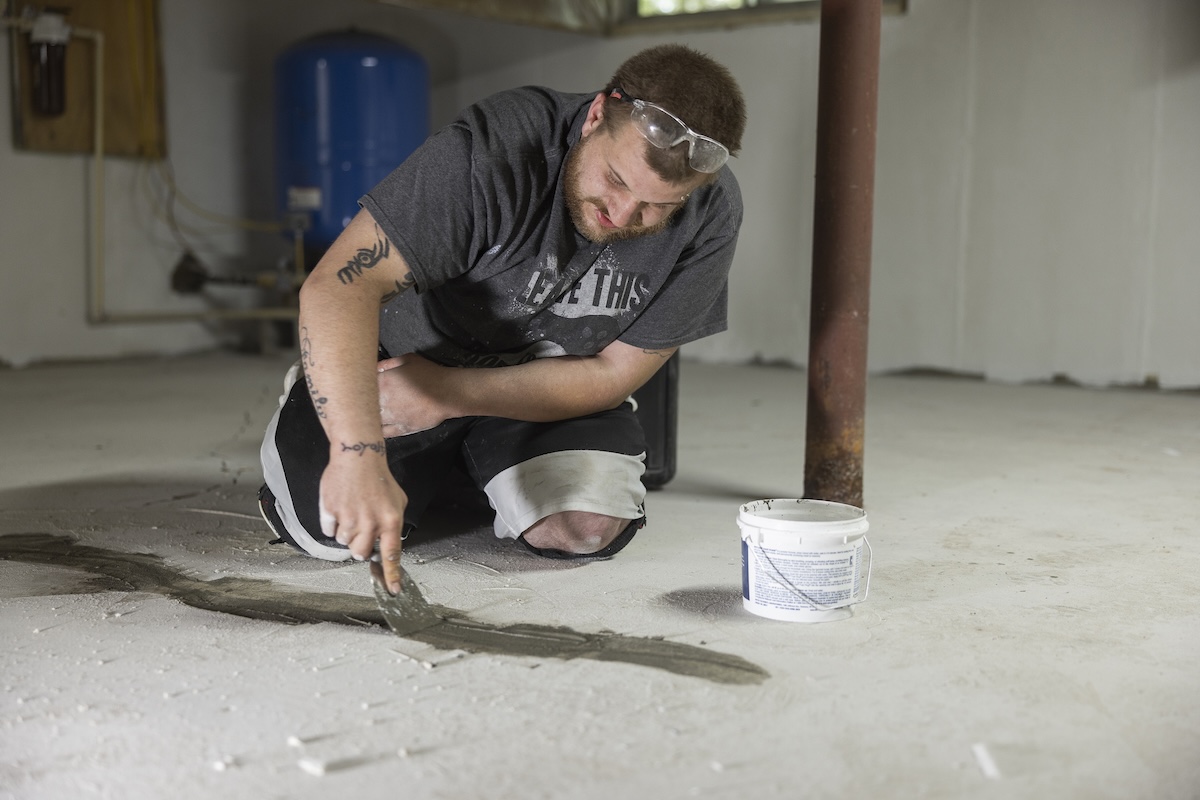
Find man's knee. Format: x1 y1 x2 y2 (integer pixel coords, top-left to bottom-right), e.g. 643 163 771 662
518 511 644 559
522 511 623 554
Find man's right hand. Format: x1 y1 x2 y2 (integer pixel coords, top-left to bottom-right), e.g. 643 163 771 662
318 452 408 594
292 208 417 596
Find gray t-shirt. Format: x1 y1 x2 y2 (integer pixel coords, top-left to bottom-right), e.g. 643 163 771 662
360 86 742 368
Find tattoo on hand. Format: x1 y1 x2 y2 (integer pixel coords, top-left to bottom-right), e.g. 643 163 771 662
341 440 386 457
380 272 415 305
337 225 392 285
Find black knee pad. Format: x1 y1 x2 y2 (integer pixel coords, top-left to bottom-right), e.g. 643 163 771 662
517 516 645 560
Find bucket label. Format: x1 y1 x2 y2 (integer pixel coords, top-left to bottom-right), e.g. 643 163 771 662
744 540 863 612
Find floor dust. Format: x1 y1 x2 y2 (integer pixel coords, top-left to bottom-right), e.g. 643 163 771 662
4 355 1199 797
0 533 769 685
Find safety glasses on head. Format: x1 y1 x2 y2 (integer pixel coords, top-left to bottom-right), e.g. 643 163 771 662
608 88 730 174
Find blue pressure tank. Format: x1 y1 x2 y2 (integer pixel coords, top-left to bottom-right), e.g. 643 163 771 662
274 31 429 257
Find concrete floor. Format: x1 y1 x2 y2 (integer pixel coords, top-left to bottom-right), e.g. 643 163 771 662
1 351 1197 800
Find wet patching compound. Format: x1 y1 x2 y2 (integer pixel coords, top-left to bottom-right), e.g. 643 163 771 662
367 559 768 684
0 534 768 685
738 499 871 623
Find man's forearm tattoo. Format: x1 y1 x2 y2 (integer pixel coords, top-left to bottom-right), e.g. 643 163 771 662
304 373 328 419
299 326 328 419
380 272 415 305
300 326 317 370
337 225 391 285
341 440 386 457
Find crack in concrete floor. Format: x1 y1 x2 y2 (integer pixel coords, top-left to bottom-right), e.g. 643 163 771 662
0 533 769 685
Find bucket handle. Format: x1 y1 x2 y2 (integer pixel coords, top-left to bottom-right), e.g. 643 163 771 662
860 537 873 604
752 536 872 611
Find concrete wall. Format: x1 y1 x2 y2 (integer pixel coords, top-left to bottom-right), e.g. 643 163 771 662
2 0 1197 386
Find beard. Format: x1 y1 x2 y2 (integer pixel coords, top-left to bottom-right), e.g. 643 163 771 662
563 136 676 244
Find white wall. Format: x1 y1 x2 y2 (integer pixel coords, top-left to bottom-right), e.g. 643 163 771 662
0 0 469 366
2 0 1197 387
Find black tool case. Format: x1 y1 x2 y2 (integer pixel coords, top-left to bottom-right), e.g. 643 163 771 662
631 353 680 490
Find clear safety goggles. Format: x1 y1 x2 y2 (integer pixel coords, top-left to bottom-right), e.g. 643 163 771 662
609 87 730 174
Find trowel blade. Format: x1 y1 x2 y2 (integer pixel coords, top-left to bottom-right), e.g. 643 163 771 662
369 559 442 637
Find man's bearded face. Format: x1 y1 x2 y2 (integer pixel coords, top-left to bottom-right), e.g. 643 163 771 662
563 123 691 244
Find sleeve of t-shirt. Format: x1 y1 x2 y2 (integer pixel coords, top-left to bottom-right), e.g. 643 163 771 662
359 123 476 293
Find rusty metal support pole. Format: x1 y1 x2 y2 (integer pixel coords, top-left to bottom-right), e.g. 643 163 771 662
803 0 881 508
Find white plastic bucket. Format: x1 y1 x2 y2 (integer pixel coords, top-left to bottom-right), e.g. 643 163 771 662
738 499 871 623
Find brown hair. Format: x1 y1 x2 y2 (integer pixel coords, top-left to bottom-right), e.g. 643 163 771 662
600 44 747 184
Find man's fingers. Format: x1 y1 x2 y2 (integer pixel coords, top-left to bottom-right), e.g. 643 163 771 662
382 422 430 439
326 518 375 562
348 532 374 562
379 531 403 595
377 356 406 372
319 497 337 539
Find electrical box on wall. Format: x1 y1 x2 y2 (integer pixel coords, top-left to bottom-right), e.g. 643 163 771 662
6 0 166 157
